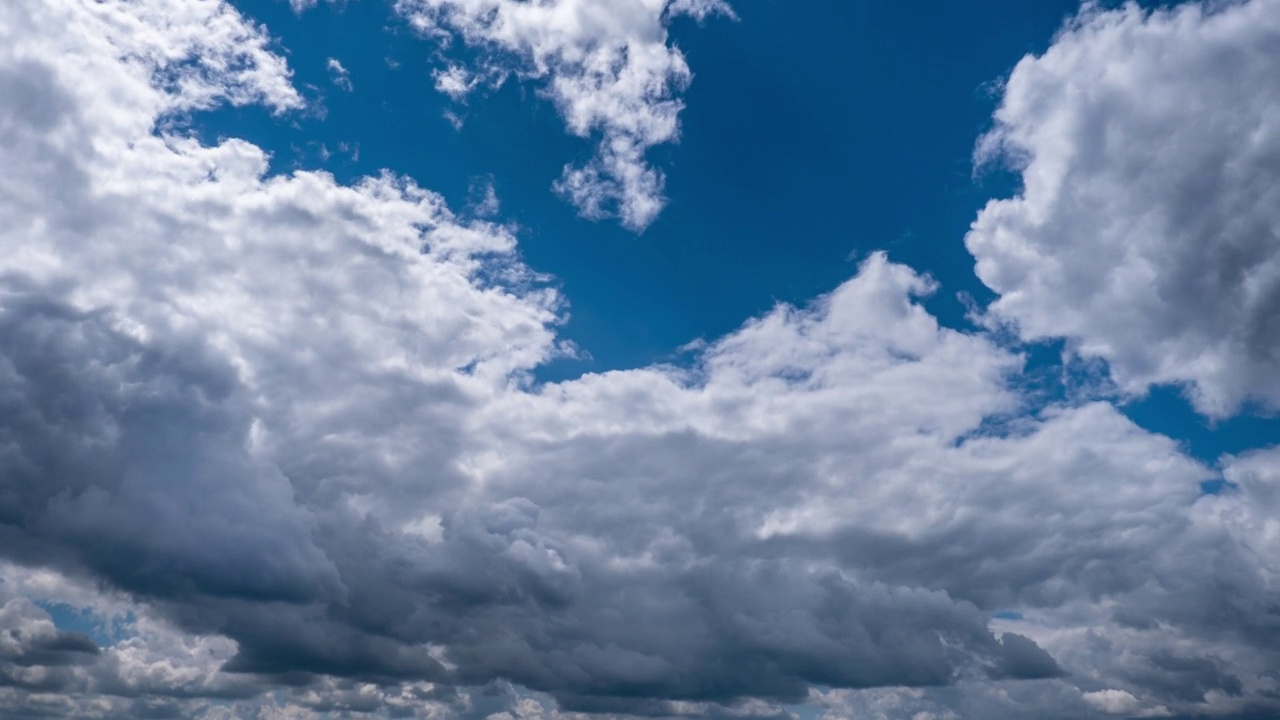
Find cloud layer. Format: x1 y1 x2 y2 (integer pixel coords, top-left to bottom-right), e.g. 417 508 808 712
0 1 1278 719
968 0 1280 416
394 0 734 231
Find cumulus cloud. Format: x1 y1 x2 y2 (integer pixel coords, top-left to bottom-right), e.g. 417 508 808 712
2 1 1280 719
395 0 735 231
0 562 253 718
968 0 1280 416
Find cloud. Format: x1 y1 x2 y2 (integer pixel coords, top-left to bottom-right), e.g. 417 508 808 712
0 563 262 718
967 0 1280 417
1082 689 1142 716
289 0 353 12
395 0 735 231
1 1 1280 719
433 63 480 102
327 57 354 91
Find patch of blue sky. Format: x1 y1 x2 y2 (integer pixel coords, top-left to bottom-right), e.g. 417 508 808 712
1198 478 1238 496
1123 387 1280 463
211 0 1275 470
35 601 136 648
786 702 825 720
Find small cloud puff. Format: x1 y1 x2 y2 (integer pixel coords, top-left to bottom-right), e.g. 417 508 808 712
327 57 354 91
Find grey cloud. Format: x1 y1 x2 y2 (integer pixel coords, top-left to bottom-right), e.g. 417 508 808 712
442 557 1049 706
1124 652 1244 703
993 633 1062 681
4 633 99 669
0 292 342 606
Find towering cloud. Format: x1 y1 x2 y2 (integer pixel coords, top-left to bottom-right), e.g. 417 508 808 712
968 0 1280 416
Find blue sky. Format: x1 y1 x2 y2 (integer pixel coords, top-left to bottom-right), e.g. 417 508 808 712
2 0 1280 718
213 0 1079 364
213 0 1278 459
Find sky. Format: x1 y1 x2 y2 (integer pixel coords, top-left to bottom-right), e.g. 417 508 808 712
0 0 1278 719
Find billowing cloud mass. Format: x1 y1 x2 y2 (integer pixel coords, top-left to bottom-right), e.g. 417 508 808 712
968 0 1280 416
393 0 735 231
1 1 1278 719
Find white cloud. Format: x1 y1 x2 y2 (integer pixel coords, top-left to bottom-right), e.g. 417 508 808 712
1082 689 1140 715
967 0 1280 416
327 57 354 91
433 63 481 102
395 0 735 231
1195 447 1280 592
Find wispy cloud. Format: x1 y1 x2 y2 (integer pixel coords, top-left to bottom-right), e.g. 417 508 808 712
327 57 354 91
